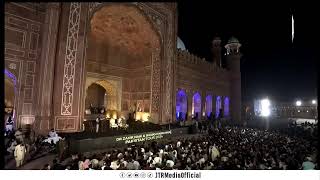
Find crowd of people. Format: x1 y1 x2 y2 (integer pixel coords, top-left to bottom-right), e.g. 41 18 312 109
4 109 317 170
42 122 318 170
4 125 65 168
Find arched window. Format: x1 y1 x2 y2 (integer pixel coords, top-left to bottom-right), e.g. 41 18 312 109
224 97 230 117
176 90 188 120
216 96 221 118
205 95 212 117
192 92 201 120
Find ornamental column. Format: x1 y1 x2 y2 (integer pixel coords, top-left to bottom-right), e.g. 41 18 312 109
52 3 88 132
35 3 61 134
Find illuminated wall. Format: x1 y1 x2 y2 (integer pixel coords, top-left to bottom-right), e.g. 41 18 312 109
176 90 188 120
224 97 230 117
192 92 201 119
205 95 213 116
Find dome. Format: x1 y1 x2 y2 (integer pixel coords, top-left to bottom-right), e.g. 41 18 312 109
227 36 240 44
177 37 186 50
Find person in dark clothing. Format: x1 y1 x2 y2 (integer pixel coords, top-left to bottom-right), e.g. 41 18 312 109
51 159 64 170
198 121 202 133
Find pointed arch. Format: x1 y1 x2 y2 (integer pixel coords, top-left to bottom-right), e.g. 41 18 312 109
192 92 201 119
224 97 230 117
216 96 222 118
205 95 213 117
176 89 187 120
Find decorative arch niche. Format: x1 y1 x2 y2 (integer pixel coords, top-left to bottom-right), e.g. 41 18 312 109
224 97 230 117
85 80 118 111
192 92 201 119
205 95 213 117
85 73 121 112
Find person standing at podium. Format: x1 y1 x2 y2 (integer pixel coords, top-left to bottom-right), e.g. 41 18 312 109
96 116 100 133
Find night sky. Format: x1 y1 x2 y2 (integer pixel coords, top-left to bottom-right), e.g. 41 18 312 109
177 2 318 102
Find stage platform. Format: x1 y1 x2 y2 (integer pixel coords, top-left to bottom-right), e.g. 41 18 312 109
65 127 190 153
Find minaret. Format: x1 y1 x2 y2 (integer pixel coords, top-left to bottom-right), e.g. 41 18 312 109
211 37 222 67
225 36 242 122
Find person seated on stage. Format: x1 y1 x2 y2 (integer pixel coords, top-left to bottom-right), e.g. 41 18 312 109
127 113 135 127
100 106 105 114
95 117 100 133
49 129 57 138
43 129 61 145
118 118 123 127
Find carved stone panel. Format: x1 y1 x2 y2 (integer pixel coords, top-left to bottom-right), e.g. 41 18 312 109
60 3 82 116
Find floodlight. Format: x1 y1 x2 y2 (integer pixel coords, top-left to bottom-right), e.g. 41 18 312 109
296 101 302 106
312 100 316 104
261 99 271 117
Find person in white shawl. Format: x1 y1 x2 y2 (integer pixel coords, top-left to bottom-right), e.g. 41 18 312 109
44 129 62 144
110 160 120 170
14 143 26 168
159 149 164 159
177 141 182 148
49 129 57 138
166 159 174 168
210 145 220 161
154 156 162 165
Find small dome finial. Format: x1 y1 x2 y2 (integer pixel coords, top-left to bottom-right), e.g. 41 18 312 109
177 37 187 50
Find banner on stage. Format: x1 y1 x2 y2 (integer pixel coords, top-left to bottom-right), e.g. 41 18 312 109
115 130 172 144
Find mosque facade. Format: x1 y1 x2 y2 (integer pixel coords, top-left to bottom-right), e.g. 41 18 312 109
4 2 241 133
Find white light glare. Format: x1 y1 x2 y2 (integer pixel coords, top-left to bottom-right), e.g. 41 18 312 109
296 101 302 106
261 99 271 117
312 100 316 104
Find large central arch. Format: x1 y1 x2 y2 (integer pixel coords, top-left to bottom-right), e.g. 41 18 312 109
86 4 160 122
53 3 176 132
